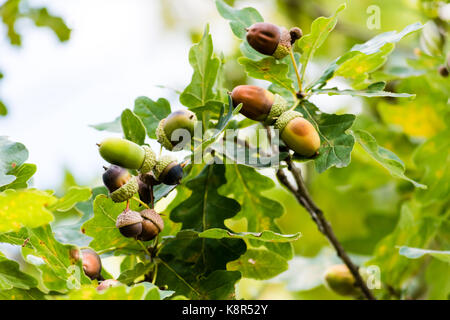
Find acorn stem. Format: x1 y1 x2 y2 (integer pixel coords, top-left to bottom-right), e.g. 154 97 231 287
151 263 158 284
289 48 303 95
150 184 154 209
132 196 150 209
137 240 151 257
126 199 130 211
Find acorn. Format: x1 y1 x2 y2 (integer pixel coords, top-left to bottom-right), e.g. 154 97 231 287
438 65 449 77
97 279 120 292
246 22 302 59
97 137 156 174
102 165 131 193
80 248 102 280
231 85 289 125
116 210 143 238
324 264 361 297
136 176 151 204
138 209 164 241
153 155 184 185
156 110 197 151
274 111 320 157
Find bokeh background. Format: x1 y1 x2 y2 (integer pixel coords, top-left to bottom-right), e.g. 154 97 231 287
1 0 448 299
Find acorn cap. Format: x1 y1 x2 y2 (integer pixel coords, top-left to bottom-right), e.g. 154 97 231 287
274 110 303 133
139 146 157 174
156 118 173 150
264 94 289 125
140 209 164 232
115 210 143 228
153 155 176 181
110 176 139 203
272 27 292 59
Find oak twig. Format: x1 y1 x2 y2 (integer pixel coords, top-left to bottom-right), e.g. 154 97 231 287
277 156 376 300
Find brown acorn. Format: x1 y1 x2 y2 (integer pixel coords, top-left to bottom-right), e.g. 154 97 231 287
231 85 288 124
138 209 164 241
154 155 184 185
438 65 449 77
246 22 302 59
115 210 143 238
102 165 131 193
80 248 102 280
97 279 120 291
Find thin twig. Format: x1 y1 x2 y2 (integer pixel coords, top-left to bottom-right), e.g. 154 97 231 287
289 48 303 94
277 156 376 300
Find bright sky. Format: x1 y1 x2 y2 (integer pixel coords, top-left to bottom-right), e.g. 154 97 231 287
0 0 360 190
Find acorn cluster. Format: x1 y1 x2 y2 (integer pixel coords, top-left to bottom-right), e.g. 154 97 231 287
97 108 196 240
230 22 320 157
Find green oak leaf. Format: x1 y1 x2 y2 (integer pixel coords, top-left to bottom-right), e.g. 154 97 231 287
133 97 171 140
0 100 7 116
0 136 29 187
425 259 450 300
48 186 92 212
399 247 450 263
0 256 38 290
180 25 220 114
352 129 426 189
81 194 143 253
89 116 122 133
238 57 296 96
199 228 301 243
220 164 295 259
63 282 173 300
156 164 246 299
295 101 355 173
121 109 147 145
0 225 92 292
368 201 443 287
26 7 71 42
0 0 22 45
413 129 449 204
117 262 152 285
0 163 36 192
52 186 107 247
310 22 423 90
215 0 263 39
0 189 56 233
0 287 46 300
297 4 345 81
334 43 395 89
227 249 288 280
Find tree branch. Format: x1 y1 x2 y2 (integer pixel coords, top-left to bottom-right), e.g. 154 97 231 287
277 156 376 300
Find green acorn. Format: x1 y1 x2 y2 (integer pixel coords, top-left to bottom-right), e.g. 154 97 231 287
324 264 361 297
97 137 156 173
246 22 302 59
138 209 164 241
231 85 289 125
156 110 197 151
116 210 143 238
274 111 320 157
153 155 184 185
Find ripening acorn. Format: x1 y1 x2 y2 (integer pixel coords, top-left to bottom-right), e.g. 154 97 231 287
153 155 184 185
324 264 361 297
157 110 197 151
97 279 120 292
79 248 102 280
231 85 288 125
274 111 320 157
102 165 139 203
116 210 143 238
136 176 151 204
97 137 156 174
438 65 449 77
246 22 302 59
138 209 164 241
